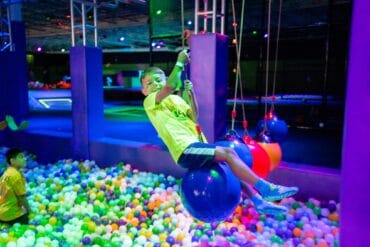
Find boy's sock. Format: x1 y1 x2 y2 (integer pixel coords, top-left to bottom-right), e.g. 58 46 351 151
254 179 299 202
251 194 287 216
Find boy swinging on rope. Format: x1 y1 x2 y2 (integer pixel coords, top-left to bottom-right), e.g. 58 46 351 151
141 49 298 216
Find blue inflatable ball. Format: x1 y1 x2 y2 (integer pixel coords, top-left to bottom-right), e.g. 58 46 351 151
257 119 288 143
255 131 272 143
215 139 253 168
181 162 241 222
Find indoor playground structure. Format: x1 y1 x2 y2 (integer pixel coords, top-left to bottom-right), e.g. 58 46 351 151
0 0 369 246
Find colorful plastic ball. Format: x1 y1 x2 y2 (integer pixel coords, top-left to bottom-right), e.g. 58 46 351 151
215 131 253 168
82 236 92 245
242 135 270 178
258 142 282 170
180 162 241 222
256 133 282 171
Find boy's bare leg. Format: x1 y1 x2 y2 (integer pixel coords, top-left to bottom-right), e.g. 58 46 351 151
214 147 259 185
215 146 298 202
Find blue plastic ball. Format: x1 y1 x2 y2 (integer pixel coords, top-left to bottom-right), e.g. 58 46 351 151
181 162 241 222
257 119 288 143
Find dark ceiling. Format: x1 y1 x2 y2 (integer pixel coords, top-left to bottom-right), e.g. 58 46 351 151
18 0 195 52
1 0 352 53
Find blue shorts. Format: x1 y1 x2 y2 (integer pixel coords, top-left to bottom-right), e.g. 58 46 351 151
177 142 216 169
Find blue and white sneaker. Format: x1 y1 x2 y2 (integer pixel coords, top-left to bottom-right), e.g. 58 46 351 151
251 194 287 216
260 184 299 202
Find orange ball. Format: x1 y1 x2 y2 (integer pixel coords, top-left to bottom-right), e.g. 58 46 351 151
243 136 271 178
305 231 315 238
234 206 242 215
317 243 329 247
256 224 263 233
176 232 185 242
231 217 241 224
328 213 339 222
147 202 155 210
111 223 119 231
130 217 139 227
332 227 339 236
293 227 301 237
140 210 147 217
258 142 282 170
155 199 163 207
127 212 134 220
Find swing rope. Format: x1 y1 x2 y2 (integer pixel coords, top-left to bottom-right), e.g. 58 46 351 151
230 0 246 133
181 0 203 141
263 0 272 132
271 0 283 113
236 0 248 134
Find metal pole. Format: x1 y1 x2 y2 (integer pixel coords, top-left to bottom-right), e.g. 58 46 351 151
195 0 199 34
204 0 208 32
221 0 225 34
70 0 75 46
148 0 153 65
93 0 97 47
82 1 86 46
212 0 216 33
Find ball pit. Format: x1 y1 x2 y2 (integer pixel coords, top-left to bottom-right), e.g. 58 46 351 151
0 147 340 246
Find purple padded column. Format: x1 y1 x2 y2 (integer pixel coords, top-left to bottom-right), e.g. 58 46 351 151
190 34 228 143
0 21 28 144
0 53 8 144
7 22 29 120
70 46 104 160
0 22 28 121
340 0 370 246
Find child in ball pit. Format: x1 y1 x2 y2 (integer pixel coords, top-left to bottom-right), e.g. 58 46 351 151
0 148 31 225
141 49 299 216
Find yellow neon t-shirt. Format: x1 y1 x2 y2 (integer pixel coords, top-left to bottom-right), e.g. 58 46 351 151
144 92 206 163
0 166 26 221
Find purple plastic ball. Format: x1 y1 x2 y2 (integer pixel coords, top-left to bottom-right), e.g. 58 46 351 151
82 236 91 245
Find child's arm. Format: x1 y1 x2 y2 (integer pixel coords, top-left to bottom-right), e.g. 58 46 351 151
155 50 189 103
